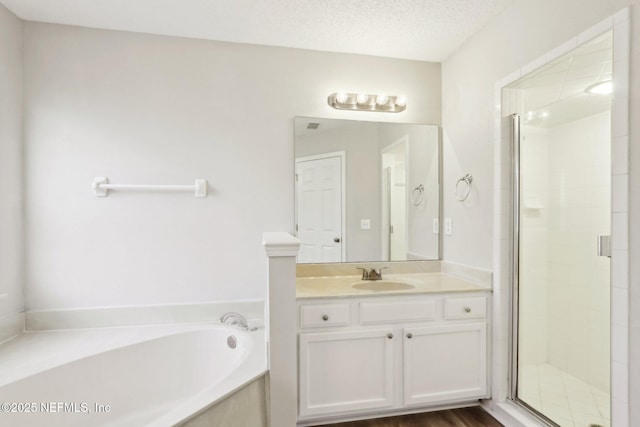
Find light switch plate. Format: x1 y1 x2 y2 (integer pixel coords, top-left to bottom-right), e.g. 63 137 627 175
361 219 371 230
445 218 452 235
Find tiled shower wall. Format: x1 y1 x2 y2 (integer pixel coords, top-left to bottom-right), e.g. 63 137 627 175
520 111 611 393
546 112 610 392
518 126 550 367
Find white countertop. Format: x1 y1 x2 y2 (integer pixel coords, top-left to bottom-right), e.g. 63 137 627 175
296 272 491 299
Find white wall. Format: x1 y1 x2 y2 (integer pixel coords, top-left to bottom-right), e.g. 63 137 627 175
442 0 637 271
22 22 441 310
0 3 23 319
627 6 640 427
379 125 439 260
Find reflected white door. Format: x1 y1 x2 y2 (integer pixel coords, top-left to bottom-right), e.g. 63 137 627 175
382 140 407 261
295 155 343 263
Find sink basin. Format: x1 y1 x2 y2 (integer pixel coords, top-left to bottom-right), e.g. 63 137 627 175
352 281 416 291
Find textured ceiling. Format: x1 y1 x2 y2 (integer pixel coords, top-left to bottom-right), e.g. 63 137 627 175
1 0 514 61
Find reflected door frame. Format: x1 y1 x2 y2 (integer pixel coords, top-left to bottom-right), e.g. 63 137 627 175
295 151 347 263
381 136 409 261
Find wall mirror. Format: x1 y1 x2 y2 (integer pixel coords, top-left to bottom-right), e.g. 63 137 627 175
294 117 440 264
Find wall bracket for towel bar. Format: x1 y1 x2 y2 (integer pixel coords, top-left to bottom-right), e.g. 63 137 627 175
92 177 207 198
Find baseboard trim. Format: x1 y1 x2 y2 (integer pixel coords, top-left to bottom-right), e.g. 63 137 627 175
297 401 481 426
481 399 546 427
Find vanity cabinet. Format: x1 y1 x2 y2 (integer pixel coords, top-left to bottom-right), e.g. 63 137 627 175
299 328 395 417
297 293 489 423
402 322 486 406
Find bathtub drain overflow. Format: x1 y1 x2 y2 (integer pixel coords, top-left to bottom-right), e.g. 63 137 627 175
227 335 237 349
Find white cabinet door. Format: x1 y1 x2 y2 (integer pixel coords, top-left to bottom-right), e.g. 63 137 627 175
299 329 395 417
403 322 487 406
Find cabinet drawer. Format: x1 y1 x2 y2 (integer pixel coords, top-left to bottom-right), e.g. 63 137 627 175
360 300 436 324
300 304 351 328
444 297 486 320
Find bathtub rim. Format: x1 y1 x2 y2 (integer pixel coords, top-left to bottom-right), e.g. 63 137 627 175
146 328 267 426
0 322 263 387
145 327 267 427
0 323 267 427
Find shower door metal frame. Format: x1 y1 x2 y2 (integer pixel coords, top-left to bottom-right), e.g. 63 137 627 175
508 113 560 427
509 113 520 402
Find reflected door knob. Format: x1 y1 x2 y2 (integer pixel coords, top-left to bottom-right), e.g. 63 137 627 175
333 237 341 243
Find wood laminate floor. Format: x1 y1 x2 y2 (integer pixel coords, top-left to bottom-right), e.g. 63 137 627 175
313 407 505 427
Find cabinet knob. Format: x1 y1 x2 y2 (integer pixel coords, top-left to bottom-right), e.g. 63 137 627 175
387 333 393 339
322 314 329 321
407 333 413 339
464 307 471 313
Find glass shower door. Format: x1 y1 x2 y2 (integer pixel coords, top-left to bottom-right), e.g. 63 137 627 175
513 110 611 427
508 31 613 427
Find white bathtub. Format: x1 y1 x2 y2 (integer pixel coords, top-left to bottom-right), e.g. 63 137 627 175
0 324 266 426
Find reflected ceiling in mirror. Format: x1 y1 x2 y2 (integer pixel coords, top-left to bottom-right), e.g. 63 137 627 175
294 117 440 264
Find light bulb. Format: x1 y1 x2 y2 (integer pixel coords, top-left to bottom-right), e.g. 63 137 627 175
376 94 389 105
356 93 369 104
335 92 348 103
395 95 407 107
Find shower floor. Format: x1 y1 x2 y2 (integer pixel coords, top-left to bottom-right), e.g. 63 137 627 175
519 363 610 427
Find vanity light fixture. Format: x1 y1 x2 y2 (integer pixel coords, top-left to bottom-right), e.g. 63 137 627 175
375 94 389 105
328 92 407 113
585 80 613 95
335 91 349 103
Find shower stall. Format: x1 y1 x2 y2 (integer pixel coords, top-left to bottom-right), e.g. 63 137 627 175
507 31 612 427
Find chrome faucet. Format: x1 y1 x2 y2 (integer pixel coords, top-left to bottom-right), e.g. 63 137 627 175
220 312 249 329
357 267 387 281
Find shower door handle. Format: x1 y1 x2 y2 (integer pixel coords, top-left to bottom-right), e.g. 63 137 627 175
597 235 611 258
